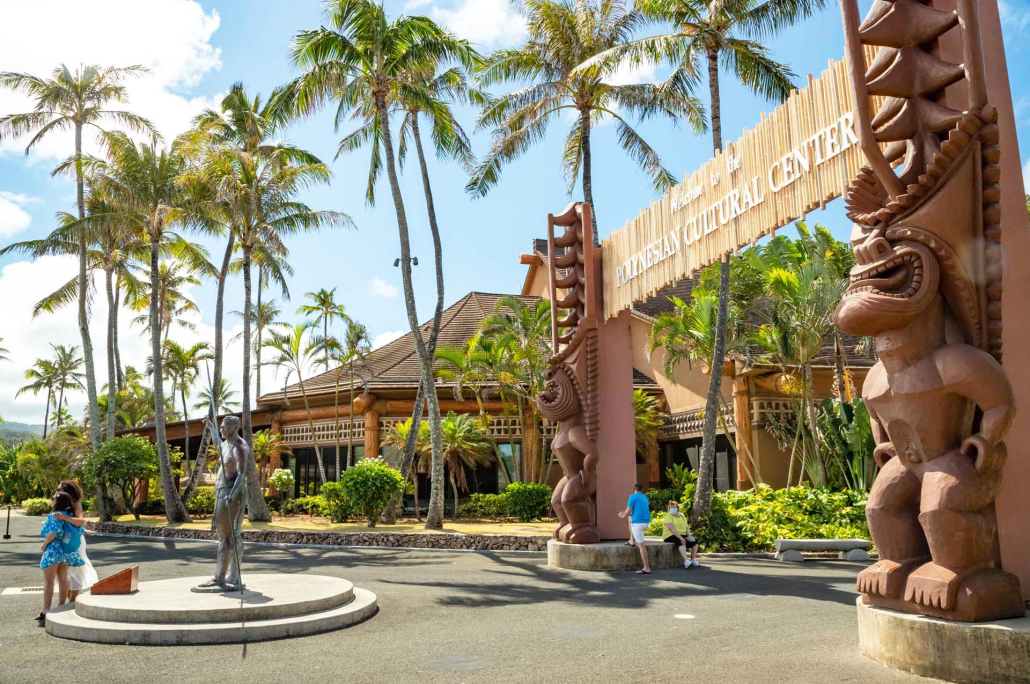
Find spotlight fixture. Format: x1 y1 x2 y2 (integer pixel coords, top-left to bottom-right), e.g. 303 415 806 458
394 257 419 267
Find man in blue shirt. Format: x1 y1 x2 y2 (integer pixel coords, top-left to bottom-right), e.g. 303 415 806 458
618 484 652 573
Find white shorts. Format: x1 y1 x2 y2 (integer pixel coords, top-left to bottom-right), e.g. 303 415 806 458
630 522 648 544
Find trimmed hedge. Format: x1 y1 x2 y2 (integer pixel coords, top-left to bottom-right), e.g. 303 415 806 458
503 482 552 522
458 493 509 519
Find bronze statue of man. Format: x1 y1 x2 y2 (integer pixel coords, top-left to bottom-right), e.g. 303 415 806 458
193 416 247 593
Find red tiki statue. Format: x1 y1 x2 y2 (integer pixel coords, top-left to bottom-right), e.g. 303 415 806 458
536 203 602 544
836 0 1024 621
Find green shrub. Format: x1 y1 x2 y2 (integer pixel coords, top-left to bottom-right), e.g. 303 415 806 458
21 497 50 516
268 468 294 503
187 487 217 517
134 497 165 516
503 482 552 522
319 482 352 523
645 488 679 512
340 457 404 527
459 493 508 519
644 484 869 552
281 495 326 517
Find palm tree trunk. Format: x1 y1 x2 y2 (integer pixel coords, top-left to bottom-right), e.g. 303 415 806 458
180 423 209 507
298 379 327 484
57 387 65 428
450 468 459 520
803 363 826 486
181 387 191 474
347 369 355 468
577 108 599 247
383 378 425 525
73 122 102 453
694 259 730 522
151 238 190 523
104 268 117 440
43 387 51 440
242 244 272 521
412 464 421 521
707 47 723 155
832 330 849 401
113 281 124 390
375 94 444 530
256 266 263 402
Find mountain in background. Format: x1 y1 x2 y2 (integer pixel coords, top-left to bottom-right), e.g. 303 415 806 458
0 421 44 446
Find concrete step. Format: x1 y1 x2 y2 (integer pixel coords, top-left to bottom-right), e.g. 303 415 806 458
75 574 353 624
46 587 378 645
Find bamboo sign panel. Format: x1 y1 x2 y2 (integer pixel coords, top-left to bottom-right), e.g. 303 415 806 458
602 55 875 321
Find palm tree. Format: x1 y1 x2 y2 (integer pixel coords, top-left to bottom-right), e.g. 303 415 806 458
192 378 239 414
468 0 706 236
252 429 291 487
288 0 478 530
584 0 821 516
87 131 202 523
649 290 760 495
438 412 496 517
17 358 59 438
748 243 848 487
482 296 552 482
633 389 664 485
340 322 371 469
46 345 85 429
0 64 155 455
297 288 350 372
129 259 205 339
382 418 430 520
264 323 328 483
159 341 212 472
231 297 285 403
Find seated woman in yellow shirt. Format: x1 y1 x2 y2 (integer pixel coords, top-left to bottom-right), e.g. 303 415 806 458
662 501 699 568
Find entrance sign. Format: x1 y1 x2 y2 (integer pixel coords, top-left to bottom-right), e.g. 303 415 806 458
602 54 875 320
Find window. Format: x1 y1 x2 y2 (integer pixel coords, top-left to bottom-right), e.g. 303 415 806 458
660 435 737 492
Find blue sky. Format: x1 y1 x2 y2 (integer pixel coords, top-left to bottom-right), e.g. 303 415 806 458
0 0 1028 424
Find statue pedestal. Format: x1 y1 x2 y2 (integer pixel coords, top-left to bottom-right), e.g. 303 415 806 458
547 539 685 571
856 598 1030 684
45 574 377 645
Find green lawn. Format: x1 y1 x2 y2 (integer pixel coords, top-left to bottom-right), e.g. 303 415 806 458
108 515 555 536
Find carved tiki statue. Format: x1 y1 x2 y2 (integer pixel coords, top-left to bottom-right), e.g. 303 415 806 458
536 203 602 544
836 0 1023 620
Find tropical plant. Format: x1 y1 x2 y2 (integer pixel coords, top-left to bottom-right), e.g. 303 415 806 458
268 467 295 506
482 296 552 483
382 417 430 520
231 297 285 402
318 481 352 522
333 321 372 470
81 435 159 520
437 412 496 517
297 288 350 373
817 397 876 492
339 456 405 527
157 340 212 473
0 63 156 458
503 481 552 522
633 389 663 483
469 0 706 234
252 429 291 487
128 259 205 339
192 379 240 413
17 344 84 437
264 322 328 483
15 439 73 495
288 0 478 530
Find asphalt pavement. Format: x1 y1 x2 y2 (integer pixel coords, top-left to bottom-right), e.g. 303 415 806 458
0 507 935 684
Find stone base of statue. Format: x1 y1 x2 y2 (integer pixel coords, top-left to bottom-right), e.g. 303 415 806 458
547 539 685 571
856 597 1030 684
191 580 245 594
45 574 377 645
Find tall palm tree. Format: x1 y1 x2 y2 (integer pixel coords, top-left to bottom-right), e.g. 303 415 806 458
468 0 706 235
288 0 478 529
192 378 240 414
231 297 285 403
264 323 328 484
584 0 822 515
482 296 552 482
249 247 292 402
297 288 350 372
0 64 155 454
438 412 496 517
47 344 85 429
340 322 371 468
159 341 212 471
87 131 204 523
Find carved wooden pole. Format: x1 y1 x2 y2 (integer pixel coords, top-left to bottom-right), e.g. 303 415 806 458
732 376 753 488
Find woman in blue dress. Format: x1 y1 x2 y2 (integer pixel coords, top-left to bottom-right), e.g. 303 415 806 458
37 491 84 621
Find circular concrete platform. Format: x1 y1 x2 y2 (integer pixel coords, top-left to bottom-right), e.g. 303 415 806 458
856 597 1030 684
46 574 377 645
548 538 685 571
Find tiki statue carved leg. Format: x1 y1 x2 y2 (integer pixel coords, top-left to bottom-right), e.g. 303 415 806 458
551 476 570 540
858 456 928 598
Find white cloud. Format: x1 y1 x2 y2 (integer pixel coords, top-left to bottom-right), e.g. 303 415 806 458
1000 0 1030 35
0 0 223 162
0 255 257 425
372 330 405 349
430 0 527 49
405 0 433 9
0 191 36 237
371 276 399 298
1023 156 1030 194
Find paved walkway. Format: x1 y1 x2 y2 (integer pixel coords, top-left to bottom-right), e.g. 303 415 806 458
0 510 934 684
